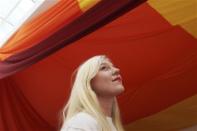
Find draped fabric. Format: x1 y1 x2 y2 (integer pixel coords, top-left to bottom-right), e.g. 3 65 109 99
0 0 197 131
0 77 55 131
0 0 147 131
0 0 83 60
0 0 145 79
148 0 197 38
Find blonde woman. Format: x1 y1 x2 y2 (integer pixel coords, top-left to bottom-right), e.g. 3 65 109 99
60 55 125 131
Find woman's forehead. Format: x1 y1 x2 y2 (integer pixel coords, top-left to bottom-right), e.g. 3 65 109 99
101 58 113 66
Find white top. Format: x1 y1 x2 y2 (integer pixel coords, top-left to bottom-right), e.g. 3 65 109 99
60 112 117 131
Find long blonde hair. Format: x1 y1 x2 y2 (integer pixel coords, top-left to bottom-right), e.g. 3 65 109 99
60 55 124 131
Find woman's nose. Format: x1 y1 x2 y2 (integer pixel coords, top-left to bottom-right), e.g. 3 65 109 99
112 67 120 75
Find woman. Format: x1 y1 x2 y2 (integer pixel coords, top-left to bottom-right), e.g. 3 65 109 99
60 55 125 131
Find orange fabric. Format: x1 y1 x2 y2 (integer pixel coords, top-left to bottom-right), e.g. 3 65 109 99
0 0 83 60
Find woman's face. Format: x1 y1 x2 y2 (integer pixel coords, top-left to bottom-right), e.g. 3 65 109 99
91 59 124 98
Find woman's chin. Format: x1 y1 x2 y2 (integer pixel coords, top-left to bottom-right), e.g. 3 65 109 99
115 85 124 95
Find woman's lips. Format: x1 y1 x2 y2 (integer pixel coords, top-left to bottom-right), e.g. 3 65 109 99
112 76 122 82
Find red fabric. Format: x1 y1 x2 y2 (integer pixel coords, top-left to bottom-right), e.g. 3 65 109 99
0 77 55 131
0 0 146 79
0 1 147 131
0 2 197 131
8 2 197 128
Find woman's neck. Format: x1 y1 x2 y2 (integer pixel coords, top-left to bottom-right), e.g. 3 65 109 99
97 96 114 117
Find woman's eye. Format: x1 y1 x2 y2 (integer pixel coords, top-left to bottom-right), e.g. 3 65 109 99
100 66 109 70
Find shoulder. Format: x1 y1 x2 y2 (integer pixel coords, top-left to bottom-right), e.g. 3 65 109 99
68 112 98 126
61 112 100 131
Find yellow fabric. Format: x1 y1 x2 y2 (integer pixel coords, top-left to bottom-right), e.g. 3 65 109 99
77 0 101 12
148 0 197 38
125 95 197 131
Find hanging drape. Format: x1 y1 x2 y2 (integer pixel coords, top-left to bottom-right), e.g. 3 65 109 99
0 0 146 79
0 77 55 131
0 0 197 131
0 0 147 131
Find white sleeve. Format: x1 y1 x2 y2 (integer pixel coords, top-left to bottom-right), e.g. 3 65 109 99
61 126 86 131
60 124 98 131
60 112 100 131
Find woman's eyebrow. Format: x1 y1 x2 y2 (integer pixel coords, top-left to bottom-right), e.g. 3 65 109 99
101 62 114 67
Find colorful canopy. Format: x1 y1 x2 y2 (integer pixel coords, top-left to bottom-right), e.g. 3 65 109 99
0 0 196 131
